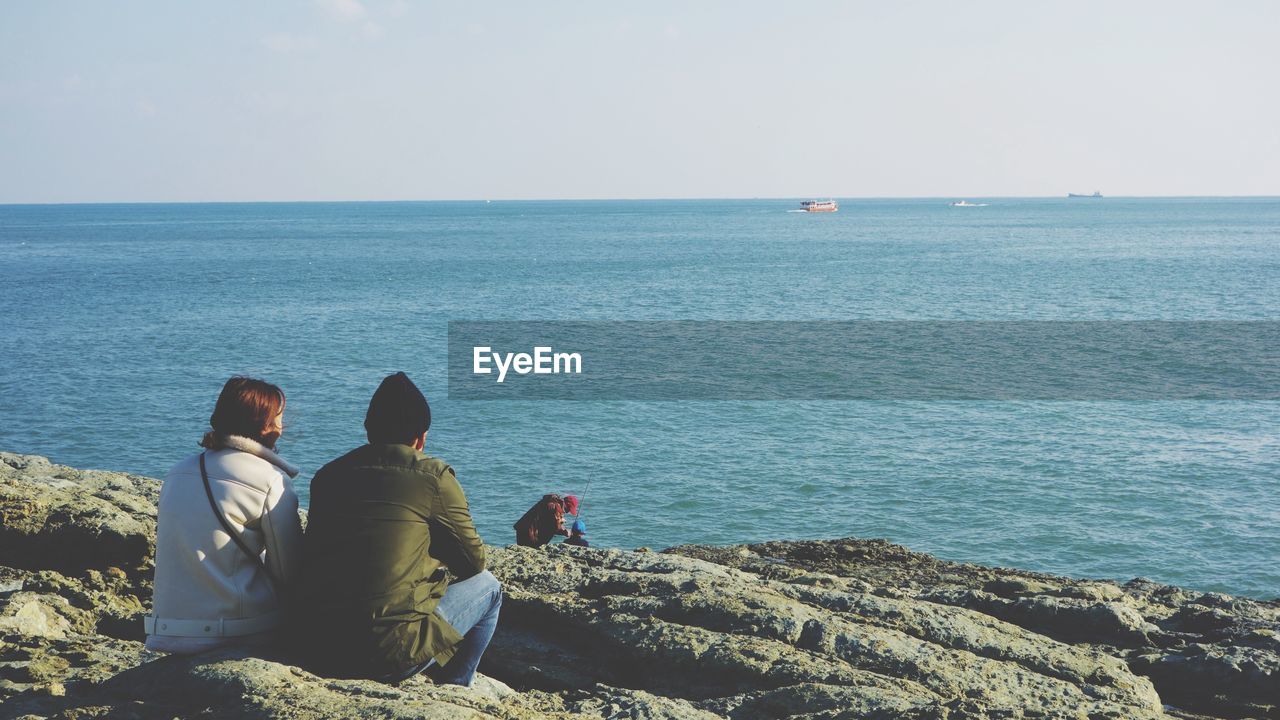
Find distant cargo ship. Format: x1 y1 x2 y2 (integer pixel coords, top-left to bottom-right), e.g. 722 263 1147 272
800 200 838 212
1068 191 1103 198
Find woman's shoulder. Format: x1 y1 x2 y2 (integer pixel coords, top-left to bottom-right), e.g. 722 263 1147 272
164 451 203 480
205 448 288 495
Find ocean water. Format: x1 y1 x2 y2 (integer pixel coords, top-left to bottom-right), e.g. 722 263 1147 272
1 198 1277 598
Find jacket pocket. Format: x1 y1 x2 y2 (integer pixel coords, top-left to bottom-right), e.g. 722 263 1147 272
412 571 447 609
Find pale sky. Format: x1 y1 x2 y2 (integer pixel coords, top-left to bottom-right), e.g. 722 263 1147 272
1 1 1277 203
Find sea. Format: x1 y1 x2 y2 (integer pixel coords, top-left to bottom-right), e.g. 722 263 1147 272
1 198 1276 599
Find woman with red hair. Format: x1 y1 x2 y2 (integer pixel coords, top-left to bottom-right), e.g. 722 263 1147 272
145 376 303 654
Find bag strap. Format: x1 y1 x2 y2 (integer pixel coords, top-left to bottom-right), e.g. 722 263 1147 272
200 452 279 593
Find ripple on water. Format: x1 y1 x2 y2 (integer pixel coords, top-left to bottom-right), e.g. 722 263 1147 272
2 200 1278 597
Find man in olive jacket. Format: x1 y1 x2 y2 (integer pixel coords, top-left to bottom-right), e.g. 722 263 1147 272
293 372 501 686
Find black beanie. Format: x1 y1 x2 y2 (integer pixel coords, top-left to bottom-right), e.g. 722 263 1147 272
365 372 431 444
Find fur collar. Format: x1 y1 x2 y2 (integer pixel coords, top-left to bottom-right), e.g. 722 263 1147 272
218 435 300 478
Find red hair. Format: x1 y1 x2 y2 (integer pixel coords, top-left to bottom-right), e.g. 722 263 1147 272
200 376 286 449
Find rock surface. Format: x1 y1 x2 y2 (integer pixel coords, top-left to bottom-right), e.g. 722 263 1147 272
1 451 1276 719
669 540 1280 719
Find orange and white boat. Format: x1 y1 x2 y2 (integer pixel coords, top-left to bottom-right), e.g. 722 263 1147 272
800 200 838 212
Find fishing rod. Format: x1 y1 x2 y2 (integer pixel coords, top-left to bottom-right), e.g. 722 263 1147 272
575 476 593 522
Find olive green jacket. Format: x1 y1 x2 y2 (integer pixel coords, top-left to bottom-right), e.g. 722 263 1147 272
293 443 485 678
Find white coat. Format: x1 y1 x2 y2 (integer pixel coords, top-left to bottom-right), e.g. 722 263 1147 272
145 435 302 654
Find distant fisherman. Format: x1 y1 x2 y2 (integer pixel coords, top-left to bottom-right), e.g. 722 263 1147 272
513 493 578 547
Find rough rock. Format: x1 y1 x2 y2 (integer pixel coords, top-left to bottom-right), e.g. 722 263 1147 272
0 453 158 578
484 545 1163 718
669 538 1280 719
2 452 1277 719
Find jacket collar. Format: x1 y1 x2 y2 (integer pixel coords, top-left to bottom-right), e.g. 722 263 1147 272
219 435 301 478
361 442 423 465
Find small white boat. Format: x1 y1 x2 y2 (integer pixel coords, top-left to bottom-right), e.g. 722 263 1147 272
799 200 838 213
949 200 987 207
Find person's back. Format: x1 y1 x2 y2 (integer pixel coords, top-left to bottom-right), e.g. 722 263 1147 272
147 377 302 655
294 443 483 677
292 372 499 686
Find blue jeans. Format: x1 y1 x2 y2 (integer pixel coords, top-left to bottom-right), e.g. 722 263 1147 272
384 570 503 686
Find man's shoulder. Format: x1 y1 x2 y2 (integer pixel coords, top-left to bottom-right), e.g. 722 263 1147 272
313 445 370 479
413 454 455 481
315 445 454 482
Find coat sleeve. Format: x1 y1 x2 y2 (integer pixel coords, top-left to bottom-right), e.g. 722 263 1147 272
261 473 304 589
430 467 486 580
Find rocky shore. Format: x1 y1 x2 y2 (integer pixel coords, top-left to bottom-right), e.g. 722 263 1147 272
1 451 1276 719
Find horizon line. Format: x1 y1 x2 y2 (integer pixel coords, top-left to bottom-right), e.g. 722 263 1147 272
3 193 1280 207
